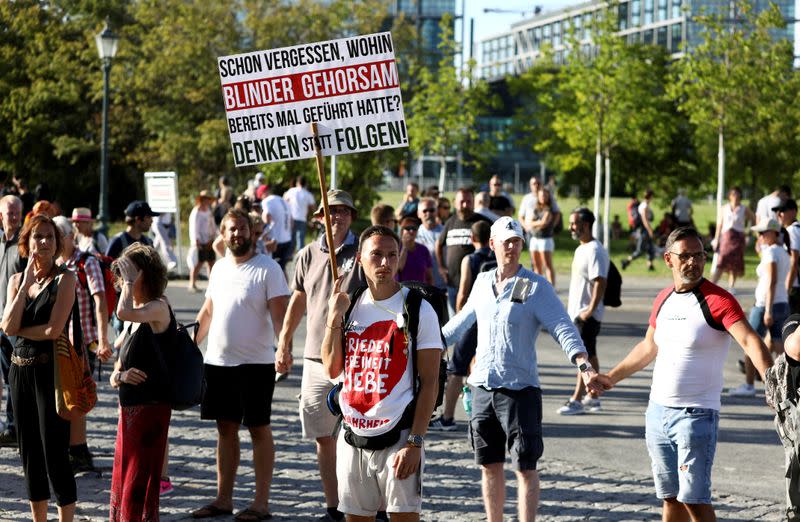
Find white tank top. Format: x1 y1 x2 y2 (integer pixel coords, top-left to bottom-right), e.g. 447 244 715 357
721 204 746 233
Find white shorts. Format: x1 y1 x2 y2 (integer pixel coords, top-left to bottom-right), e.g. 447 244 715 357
529 237 554 252
336 429 424 516
299 359 340 440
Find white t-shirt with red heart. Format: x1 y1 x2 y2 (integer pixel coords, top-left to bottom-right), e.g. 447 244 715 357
341 287 443 437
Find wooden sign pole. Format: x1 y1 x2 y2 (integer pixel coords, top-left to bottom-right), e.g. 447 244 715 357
311 122 339 281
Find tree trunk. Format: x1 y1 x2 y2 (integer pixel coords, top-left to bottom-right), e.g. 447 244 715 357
603 152 611 249
438 157 447 193
717 128 725 226
593 136 602 239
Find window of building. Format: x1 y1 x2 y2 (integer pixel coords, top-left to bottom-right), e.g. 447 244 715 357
631 0 641 26
553 21 561 46
534 27 542 49
618 3 629 29
657 25 667 47
644 0 654 24
671 22 682 52
583 13 592 38
658 0 668 21
644 28 654 43
671 0 682 18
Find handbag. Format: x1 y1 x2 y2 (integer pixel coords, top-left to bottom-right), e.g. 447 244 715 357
162 311 206 411
53 301 97 421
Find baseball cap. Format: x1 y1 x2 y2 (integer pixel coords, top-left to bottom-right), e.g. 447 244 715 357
255 185 269 200
751 218 781 233
315 189 356 216
772 199 797 213
490 216 524 242
70 207 94 222
125 200 159 218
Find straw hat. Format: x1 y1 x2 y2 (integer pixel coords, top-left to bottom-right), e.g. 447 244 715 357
195 190 215 205
70 207 94 222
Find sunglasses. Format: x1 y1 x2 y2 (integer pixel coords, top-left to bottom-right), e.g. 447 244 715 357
402 226 418 232
421 208 436 213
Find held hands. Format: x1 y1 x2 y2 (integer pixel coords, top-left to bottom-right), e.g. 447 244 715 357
584 372 614 394
275 344 293 374
96 339 113 363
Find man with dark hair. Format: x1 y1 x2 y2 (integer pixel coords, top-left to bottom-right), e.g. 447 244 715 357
558 208 609 415
594 226 773 521
371 204 397 229
277 190 365 522
775 199 800 314
431 187 490 431
192 209 290 520
105 200 157 260
322 224 442 520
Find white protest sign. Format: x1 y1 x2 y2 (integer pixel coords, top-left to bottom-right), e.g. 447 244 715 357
144 171 178 213
218 32 407 167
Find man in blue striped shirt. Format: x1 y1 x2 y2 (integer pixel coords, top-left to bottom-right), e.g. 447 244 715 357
442 216 602 522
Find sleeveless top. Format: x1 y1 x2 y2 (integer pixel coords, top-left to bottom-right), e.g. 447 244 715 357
118 305 177 407
14 267 67 358
721 204 746 233
532 206 554 238
467 247 496 282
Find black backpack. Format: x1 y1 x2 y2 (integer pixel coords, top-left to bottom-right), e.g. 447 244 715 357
161 315 206 411
334 282 448 450
603 261 623 308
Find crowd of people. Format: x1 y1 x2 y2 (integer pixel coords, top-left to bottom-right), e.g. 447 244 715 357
0 174 799 522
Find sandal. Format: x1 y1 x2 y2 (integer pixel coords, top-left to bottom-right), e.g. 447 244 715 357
191 504 233 519
234 508 273 521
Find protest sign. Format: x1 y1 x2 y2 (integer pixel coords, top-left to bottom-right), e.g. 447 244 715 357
218 32 407 167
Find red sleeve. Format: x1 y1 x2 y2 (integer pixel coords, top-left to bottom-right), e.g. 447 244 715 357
702 280 745 329
649 287 674 328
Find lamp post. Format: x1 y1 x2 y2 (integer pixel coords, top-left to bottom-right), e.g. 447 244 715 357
95 20 119 236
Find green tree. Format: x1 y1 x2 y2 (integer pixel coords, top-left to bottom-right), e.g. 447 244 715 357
405 14 496 191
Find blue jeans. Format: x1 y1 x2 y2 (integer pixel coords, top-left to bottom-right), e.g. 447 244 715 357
749 302 789 340
645 401 719 504
293 219 307 253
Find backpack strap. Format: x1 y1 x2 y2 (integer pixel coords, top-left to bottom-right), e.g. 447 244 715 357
405 288 423 400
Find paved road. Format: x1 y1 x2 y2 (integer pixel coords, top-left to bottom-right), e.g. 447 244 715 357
0 274 787 521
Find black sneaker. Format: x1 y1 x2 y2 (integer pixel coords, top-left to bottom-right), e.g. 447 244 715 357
70 451 96 474
0 429 17 448
428 416 457 432
621 259 630 270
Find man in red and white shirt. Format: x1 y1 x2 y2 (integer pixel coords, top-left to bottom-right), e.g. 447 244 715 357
322 225 442 519
594 226 773 521
54 216 112 473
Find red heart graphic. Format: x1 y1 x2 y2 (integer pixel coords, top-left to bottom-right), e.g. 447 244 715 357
342 319 408 415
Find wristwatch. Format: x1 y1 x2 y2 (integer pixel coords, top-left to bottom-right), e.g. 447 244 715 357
406 434 424 448
114 371 123 385
578 362 595 373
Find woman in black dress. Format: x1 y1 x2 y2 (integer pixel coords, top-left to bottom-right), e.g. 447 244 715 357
1 214 77 522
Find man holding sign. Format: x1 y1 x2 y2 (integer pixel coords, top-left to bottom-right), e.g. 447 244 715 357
322 225 442 521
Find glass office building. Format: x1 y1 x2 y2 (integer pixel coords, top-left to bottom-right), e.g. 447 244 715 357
392 0 457 66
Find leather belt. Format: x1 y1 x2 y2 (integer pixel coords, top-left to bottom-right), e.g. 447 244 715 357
11 353 50 366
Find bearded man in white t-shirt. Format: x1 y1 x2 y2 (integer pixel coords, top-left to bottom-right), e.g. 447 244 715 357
322 225 442 520
593 227 773 521
192 209 290 520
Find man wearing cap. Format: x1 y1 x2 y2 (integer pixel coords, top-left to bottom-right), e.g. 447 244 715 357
0 195 25 447
105 200 157 260
188 191 218 292
594 226 773 521
775 199 800 314
277 189 365 522
71 207 108 255
442 216 598 522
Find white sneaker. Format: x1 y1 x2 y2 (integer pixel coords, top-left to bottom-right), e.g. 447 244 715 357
557 400 585 415
581 397 602 412
728 383 756 397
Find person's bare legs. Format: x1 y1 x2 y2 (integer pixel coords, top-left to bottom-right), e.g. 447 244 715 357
189 262 201 290
662 498 690 522
248 425 274 514
543 251 555 287
684 503 716 521
531 251 545 276
212 420 239 511
516 469 540 522
481 463 505 522
442 374 463 420
347 515 375 522
710 268 722 284
317 436 338 509
31 500 47 522
389 512 420 521
56 502 75 522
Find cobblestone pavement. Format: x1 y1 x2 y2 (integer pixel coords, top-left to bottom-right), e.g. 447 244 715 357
0 366 783 521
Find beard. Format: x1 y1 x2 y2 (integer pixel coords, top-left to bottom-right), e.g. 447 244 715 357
227 237 252 256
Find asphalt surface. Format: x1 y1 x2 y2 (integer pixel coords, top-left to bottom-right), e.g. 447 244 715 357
0 271 788 521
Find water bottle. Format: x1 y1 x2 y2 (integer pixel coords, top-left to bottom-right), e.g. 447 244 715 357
462 385 473 418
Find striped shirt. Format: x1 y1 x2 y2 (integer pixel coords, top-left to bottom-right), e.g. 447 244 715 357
65 250 105 346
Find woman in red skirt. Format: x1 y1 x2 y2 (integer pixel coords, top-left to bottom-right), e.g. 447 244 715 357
109 244 175 521
711 186 755 293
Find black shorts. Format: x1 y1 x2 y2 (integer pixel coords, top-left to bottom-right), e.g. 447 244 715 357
447 323 477 377
574 317 601 358
273 241 293 270
198 244 215 263
201 363 276 427
469 386 543 471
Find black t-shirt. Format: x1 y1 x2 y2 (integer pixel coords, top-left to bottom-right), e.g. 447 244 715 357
437 212 490 288
118 311 176 406
106 231 153 260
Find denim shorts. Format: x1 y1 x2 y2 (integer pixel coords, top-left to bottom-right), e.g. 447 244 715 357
645 401 719 504
749 302 790 340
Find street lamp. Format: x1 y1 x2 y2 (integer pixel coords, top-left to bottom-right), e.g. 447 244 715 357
95 20 119 236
